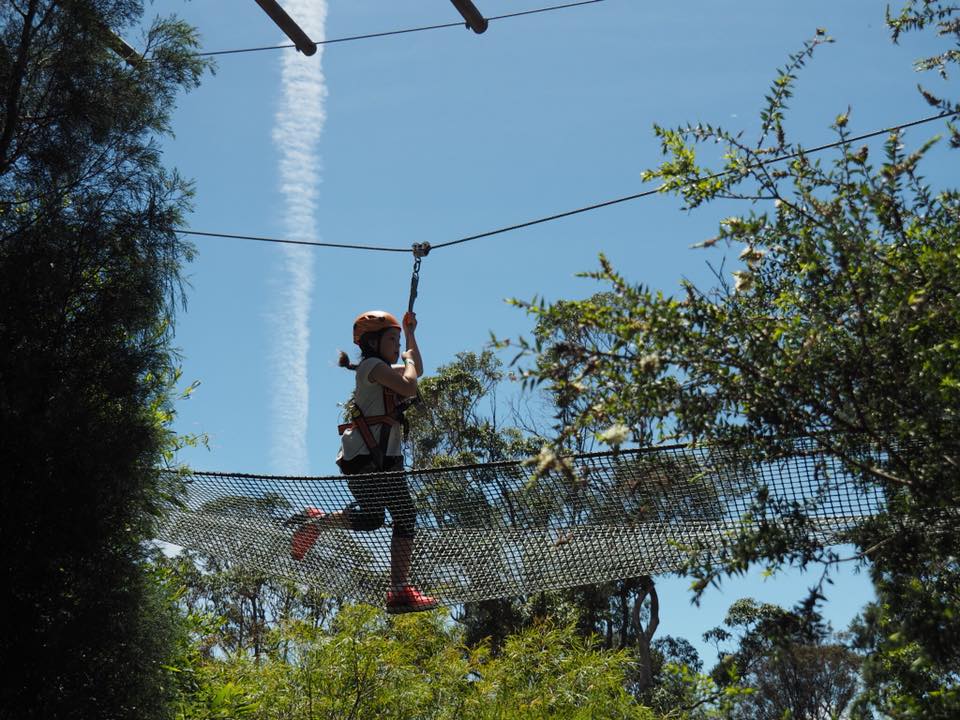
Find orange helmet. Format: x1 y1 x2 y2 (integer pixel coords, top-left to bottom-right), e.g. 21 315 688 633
352 310 401 345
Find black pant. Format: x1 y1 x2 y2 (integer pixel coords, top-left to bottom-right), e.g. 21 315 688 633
339 455 416 538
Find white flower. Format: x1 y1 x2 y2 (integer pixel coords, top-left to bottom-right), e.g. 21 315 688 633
534 445 558 474
598 423 630 447
639 353 661 373
739 245 765 267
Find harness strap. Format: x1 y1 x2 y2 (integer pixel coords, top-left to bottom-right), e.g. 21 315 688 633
338 385 407 470
339 413 398 470
338 414 397 444
384 387 397 415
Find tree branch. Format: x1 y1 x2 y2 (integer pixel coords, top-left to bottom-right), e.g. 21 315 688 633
0 0 40 174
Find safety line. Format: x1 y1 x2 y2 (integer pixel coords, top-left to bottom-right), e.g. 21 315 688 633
177 230 408 253
177 110 958 253
431 109 960 250
195 0 607 57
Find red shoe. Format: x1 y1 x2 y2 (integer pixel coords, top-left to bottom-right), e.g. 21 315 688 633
386 586 439 614
288 507 325 561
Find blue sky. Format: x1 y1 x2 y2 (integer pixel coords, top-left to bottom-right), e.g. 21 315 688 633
149 0 955 660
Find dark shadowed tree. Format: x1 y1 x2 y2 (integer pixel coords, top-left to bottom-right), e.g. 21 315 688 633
0 2 206 717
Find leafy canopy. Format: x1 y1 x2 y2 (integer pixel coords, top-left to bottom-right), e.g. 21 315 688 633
508 9 959 718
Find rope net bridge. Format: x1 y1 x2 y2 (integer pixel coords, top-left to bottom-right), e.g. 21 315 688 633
157 441 884 608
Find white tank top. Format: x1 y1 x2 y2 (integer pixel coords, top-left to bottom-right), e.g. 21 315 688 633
337 357 404 462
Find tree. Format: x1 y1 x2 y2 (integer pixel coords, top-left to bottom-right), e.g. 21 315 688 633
704 599 860 720
473 615 655 720
641 635 713 719
510 9 959 718
407 349 540 468
517 298 737 697
886 0 960 147
0 2 206 717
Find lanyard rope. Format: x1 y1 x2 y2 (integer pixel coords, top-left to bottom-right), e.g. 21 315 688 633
408 242 431 314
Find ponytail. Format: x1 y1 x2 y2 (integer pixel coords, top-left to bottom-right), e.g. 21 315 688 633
338 350 359 371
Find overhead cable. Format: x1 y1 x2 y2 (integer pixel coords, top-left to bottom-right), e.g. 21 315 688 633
431 110 959 250
178 110 959 253
177 230 409 253
196 0 607 57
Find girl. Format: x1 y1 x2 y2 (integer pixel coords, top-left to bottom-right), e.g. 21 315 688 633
288 310 437 614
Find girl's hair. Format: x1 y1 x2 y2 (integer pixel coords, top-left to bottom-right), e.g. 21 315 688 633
338 331 382 371
338 350 359 371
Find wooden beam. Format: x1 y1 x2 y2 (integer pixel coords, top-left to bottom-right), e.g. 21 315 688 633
108 32 141 67
253 0 318 56
449 0 488 34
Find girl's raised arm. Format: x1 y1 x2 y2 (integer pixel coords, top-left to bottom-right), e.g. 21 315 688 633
369 356 418 397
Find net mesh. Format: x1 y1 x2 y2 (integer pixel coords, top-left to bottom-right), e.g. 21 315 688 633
157 441 884 607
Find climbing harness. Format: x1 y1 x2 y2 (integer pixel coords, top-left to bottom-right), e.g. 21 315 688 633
337 386 403 470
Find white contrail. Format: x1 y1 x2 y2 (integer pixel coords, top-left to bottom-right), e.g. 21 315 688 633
268 0 327 474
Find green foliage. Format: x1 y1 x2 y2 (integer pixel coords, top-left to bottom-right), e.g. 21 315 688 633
407 350 541 467
637 636 715 718
509 22 960 719
407 351 680 709
165 567 655 720
850 590 960 719
473 618 652 719
405 352 669 696
165 547 337 661
156 556 651 720
887 1 960 146
0 2 209 717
